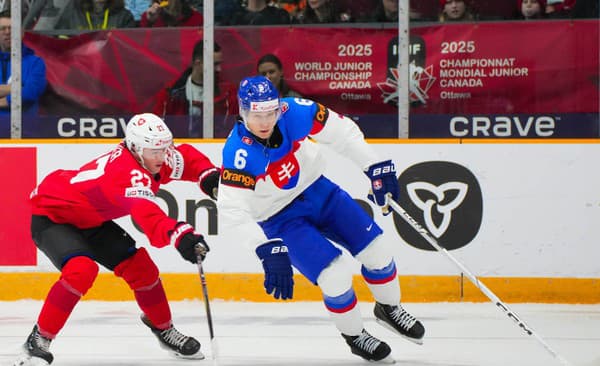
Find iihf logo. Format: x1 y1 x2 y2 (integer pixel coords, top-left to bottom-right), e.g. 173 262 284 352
394 161 483 251
377 35 435 106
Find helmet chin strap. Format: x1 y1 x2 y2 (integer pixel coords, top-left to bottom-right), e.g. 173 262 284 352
130 144 150 172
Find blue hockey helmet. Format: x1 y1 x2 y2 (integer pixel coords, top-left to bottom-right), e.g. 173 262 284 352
238 75 281 123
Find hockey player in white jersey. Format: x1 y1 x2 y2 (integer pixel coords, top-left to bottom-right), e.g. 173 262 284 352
218 76 425 363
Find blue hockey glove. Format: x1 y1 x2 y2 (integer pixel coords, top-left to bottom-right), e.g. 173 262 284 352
255 239 294 300
365 160 399 215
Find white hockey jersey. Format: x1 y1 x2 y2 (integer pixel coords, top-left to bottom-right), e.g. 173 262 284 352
217 97 380 251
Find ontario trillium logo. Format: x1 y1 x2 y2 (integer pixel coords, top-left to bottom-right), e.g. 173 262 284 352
394 161 483 251
406 181 468 238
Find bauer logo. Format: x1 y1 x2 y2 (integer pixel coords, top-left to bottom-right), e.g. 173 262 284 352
393 161 482 251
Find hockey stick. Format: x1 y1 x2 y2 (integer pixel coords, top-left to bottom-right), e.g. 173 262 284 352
385 196 574 366
196 252 219 366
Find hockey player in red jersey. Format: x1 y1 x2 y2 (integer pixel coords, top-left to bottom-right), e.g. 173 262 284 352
14 113 220 366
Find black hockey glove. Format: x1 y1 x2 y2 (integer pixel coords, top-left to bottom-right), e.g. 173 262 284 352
365 160 399 215
170 222 210 264
198 167 220 201
255 239 294 300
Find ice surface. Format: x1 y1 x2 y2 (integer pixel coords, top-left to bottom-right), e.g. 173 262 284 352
1 301 599 366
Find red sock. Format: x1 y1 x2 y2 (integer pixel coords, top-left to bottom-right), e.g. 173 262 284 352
114 248 172 330
37 280 81 338
37 257 98 338
135 279 172 330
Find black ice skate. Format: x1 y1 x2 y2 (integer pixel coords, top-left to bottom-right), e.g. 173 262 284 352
13 325 54 366
141 315 204 359
374 302 425 344
342 329 394 363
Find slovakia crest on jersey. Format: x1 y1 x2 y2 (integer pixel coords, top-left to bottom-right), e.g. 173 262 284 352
242 136 253 146
264 149 300 189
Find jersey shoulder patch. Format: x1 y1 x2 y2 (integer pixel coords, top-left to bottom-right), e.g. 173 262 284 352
310 102 329 134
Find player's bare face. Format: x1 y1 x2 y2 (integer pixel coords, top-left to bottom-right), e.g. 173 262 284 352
246 110 279 139
141 147 168 174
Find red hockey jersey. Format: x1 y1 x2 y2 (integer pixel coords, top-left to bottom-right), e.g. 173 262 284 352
31 143 216 248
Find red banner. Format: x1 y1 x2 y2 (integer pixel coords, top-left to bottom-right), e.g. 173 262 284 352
0 148 37 265
22 21 599 135
408 20 599 114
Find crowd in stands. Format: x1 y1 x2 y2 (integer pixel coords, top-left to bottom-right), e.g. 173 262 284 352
19 0 600 31
0 10 47 121
1 0 597 135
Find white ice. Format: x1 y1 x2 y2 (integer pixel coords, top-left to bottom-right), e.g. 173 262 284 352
1 301 599 366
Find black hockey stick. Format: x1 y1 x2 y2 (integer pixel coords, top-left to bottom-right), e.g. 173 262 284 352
386 196 573 366
196 250 219 365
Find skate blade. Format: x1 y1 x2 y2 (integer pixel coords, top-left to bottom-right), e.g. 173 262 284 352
12 354 50 366
374 354 396 364
375 318 424 345
155 339 206 360
171 351 206 360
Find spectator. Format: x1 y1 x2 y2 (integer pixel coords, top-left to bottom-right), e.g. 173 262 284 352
215 0 243 25
140 0 202 27
361 0 398 22
55 0 136 30
439 0 476 22
257 53 301 98
0 11 47 121
225 0 291 25
184 0 244 24
153 40 238 138
518 0 547 19
572 0 599 18
297 0 353 24
545 0 576 18
277 0 306 20
125 0 149 24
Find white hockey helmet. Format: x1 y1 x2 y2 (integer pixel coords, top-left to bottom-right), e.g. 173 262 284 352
125 113 173 156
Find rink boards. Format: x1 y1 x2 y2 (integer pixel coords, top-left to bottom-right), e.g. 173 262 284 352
0 139 598 303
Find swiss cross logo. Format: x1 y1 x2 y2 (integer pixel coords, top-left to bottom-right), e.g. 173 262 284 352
373 179 383 190
242 136 253 145
137 117 146 126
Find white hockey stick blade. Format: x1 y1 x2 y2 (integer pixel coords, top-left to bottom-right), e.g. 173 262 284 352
385 196 574 366
210 337 219 366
